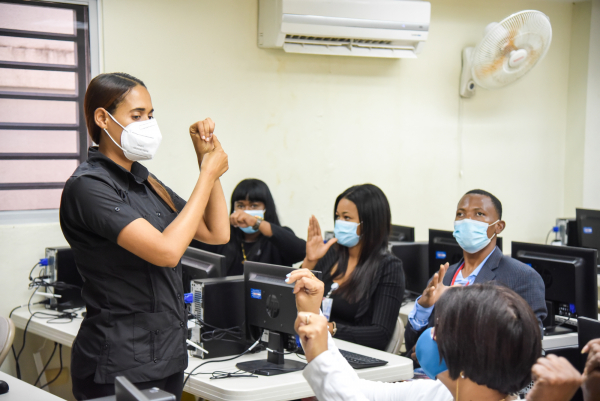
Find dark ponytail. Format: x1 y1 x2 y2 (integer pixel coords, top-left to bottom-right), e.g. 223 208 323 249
84 73 178 212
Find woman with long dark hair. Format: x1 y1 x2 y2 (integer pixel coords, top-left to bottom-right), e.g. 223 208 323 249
193 178 306 276
302 184 405 350
60 73 230 400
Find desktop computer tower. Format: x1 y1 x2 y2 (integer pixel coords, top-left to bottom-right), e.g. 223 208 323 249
190 276 246 359
44 247 84 311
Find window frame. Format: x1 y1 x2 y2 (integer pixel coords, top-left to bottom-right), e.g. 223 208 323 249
0 0 102 223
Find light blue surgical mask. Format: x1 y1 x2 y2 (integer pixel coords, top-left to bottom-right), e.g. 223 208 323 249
334 220 361 248
415 327 448 380
239 210 265 234
453 219 499 254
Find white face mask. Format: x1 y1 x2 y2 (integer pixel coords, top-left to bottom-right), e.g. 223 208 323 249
103 112 162 161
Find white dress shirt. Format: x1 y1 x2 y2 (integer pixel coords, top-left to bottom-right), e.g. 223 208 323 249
302 333 453 401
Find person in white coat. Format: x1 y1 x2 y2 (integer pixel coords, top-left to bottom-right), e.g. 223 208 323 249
286 271 584 401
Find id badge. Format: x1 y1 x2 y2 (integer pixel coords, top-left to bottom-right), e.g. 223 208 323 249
322 297 333 321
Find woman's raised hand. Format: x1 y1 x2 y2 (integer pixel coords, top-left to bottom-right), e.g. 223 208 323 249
230 210 258 229
189 118 215 161
582 338 600 400
295 312 329 363
286 268 324 315
200 135 228 180
526 354 582 401
305 216 337 265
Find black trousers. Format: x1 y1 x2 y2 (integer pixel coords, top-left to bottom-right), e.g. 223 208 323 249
72 371 184 401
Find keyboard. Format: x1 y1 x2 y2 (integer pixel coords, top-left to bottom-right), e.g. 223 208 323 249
339 349 388 369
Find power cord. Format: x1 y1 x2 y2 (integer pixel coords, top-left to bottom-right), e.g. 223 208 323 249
33 342 57 387
40 344 63 390
10 300 81 379
210 370 258 380
11 258 80 380
182 334 262 389
188 312 243 343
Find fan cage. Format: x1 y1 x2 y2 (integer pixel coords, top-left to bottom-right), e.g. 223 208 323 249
471 10 552 89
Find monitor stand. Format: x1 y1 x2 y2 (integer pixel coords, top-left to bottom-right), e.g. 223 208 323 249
544 325 576 336
236 332 305 376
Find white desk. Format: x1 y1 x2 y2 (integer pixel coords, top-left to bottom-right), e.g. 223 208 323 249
184 340 412 401
0 371 65 401
399 300 580 349
12 307 413 401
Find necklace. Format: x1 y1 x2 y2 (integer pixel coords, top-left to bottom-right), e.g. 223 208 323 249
456 373 506 401
241 243 247 264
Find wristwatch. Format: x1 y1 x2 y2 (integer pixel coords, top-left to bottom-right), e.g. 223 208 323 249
331 321 337 337
252 217 263 231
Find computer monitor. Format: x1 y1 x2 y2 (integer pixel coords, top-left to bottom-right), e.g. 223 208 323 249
181 247 225 293
391 242 428 297
578 317 600 355
512 242 598 335
390 225 415 242
236 261 321 376
576 208 600 264
428 229 502 278
89 376 175 400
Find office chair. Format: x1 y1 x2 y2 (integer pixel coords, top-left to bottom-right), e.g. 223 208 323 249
0 317 15 366
385 316 405 355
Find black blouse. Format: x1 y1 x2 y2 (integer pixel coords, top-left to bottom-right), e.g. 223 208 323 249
192 224 306 276
60 147 189 384
315 246 405 351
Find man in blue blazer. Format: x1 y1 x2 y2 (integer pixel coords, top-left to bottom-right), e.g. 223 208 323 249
404 189 547 355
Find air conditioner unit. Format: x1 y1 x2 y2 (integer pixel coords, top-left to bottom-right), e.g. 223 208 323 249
258 0 431 59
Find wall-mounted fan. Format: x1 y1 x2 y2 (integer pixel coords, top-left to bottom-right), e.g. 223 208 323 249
459 10 552 98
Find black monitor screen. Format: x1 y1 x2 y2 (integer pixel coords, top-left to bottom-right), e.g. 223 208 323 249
391 242 428 296
428 229 463 278
390 225 415 242
576 208 600 263
181 247 224 293
512 242 598 323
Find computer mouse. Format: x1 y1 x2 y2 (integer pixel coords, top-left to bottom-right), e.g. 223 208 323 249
0 380 9 394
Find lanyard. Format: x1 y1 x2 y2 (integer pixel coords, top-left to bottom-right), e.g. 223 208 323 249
450 263 471 286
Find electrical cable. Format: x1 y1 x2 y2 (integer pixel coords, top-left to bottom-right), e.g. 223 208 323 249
188 312 243 343
33 342 58 387
28 262 42 281
11 258 80 380
210 370 258 380
182 335 262 389
555 315 572 328
545 228 554 244
10 300 80 379
40 344 63 389
12 313 35 380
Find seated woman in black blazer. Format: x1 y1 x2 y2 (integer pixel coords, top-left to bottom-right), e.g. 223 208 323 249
303 184 405 351
192 179 306 276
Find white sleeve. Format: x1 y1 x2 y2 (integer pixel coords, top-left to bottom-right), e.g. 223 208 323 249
302 334 453 401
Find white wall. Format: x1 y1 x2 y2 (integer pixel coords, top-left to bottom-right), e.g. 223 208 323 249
0 0 592 387
564 1 591 215
100 0 574 246
583 0 600 208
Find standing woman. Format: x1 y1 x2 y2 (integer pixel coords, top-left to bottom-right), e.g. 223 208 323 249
302 184 405 351
59 73 230 400
192 179 306 276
